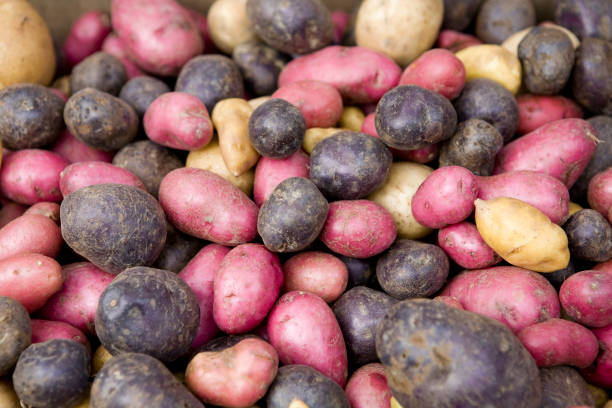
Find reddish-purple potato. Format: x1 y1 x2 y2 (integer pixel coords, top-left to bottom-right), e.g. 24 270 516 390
59 161 146 196
560 269 612 327
253 150 310 207
272 80 343 128
437 222 502 269
283 251 348 303
62 11 111 68
0 214 62 261
345 363 392 408
30 319 90 354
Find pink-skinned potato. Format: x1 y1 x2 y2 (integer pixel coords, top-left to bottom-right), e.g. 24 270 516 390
59 161 146 196
0 215 62 261
178 244 230 350
436 29 482 52
278 46 402 104
437 221 502 269
345 363 392 408
159 168 258 246
282 251 348 303
440 266 560 333
267 291 348 387
51 129 115 164
185 338 278 407
477 170 570 224
213 244 283 334
38 262 114 335
63 11 111 68
517 318 598 368
399 49 466 100
183 7 218 54
31 319 91 355
588 168 612 219
0 202 27 229
101 33 145 79
23 202 60 224
0 254 63 313
516 94 583 135
559 269 612 328
331 10 350 44
594 259 612 273
433 295 464 309
581 324 612 388
253 150 310 207
493 118 598 188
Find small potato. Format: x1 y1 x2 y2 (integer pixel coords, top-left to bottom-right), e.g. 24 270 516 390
92 345 112 374
0 378 19 408
442 0 484 31
249 99 305 158
345 363 392 408
516 94 583 135
30 320 90 353
101 33 145 79
399 49 466 100
560 269 612 327
588 168 612 218
302 127 345 153
272 81 343 128
283 252 348 303
476 0 536 44
501 27 532 56
62 11 111 68
22 202 59 224
540 366 595 408
455 45 522 95
118 76 170 119
59 161 146 196
339 256 374 288
338 107 365 131
564 210 612 263
571 38 612 115
436 29 482 52
253 150 310 207
70 52 127 95
0 297 31 376
51 129 114 164
538 22 581 48
152 225 203 289
207 0 257 54
233 43 289 97
438 222 502 269
0 214 62 261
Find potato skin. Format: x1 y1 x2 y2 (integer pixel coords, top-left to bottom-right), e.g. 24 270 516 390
554 0 612 41
23 202 60 224
563 209 612 262
437 221 502 269
571 37 612 115
207 0 257 54
560 269 612 327
540 366 595 408
283 251 348 303
253 150 310 207
0 297 31 376
588 168 612 218
345 363 392 408
476 0 536 44
70 52 127 96
118 76 170 119
51 129 114 164
581 325 612 387
516 94 583 135
59 161 146 196
152 223 203 273
233 42 289 97
455 44 522 95
399 49 466 100
30 320 90 354
62 11 111 68
96 266 200 361
0 214 63 261
442 0 484 31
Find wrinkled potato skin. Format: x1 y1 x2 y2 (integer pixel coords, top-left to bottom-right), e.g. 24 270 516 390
476 0 536 44
540 366 595 408
0 297 31 376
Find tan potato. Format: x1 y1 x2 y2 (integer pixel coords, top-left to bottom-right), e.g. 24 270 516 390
587 384 608 408
0 0 56 89
248 96 271 110
355 0 443 66
475 197 570 273
569 201 583 217
339 107 365 131
456 45 522 94
211 98 259 176
92 345 113 374
207 0 258 54
302 127 346 154
368 162 434 239
0 378 19 408
186 137 254 195
391 396 403 408
501 27 533 56
52 76 71 98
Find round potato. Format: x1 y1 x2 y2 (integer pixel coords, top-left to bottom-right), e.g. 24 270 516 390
207 0 257 54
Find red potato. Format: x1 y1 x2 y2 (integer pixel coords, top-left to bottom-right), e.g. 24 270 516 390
143 92 213 151
345 363 392 408
516 94 583 135
594 259 612 273
581 324 612 388
51 129 114 163
282 251 348 303
411 166 479 229
0 202 27 229
399 49 466 100
267 291 348 387
50 88 68 102
253 150 310 207
278 45 402 104
433 295 464 309
588 168 612 218
59 161 146 196
213 244 283 334
320 199 397 259
63 11 111 68
23 202 60 224
271 81 343 128
0 253 63 312
30 319 91 354
440 266 561 333
111 0 203 76
517 318 598 368
493 119 599 188
37 262 114 335
477 170 570 224
331 11 350 44
437 221 502 269
101 33 145 79
0 215 62 261
436 29 483 52
159 168 258 246
560 269 612 328
183 7 219 54
0 149 69 205
178 244 230 349
186 338 278 407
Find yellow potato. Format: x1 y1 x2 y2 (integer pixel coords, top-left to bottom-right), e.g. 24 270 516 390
247 96 271 110
211 98 259 176
302 127 346 154
501 27 532 56
339 107 365 131
391 396 403 408
368 162 434 239
0 378 19 408
186 138 254 195
456 45 522 94
52 75 71 98
206 0 257 54
587 384 608 408
0 0 56 89
475 197 570 273
569 201 583 217
92 345 113 374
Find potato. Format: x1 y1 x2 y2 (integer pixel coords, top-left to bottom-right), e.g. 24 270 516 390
62 11 111 68
152 223 203 273
59 161 146 196
554 0 612 41
92 345 112 374
70 52 127 96
91 353 204 408
207 0 257 54
564 209 612 262
572 116 612 200
12 339 90 408
438 222 502 269
540 367 595 408
101 33 145 79
560 268 612 327
582 325 612 388
588 168 612 218
302 127 345 153
0 84 65 150
118 76 170 119
0 378 19 408
500 26 532 56
249 99 306 158
376 298 541 408
339 255 374 288
338 106 365 131
345 363 392 408
0 0 56 88
233 42 289 97
455 45 522 95
517 319 598 368
544 261 577 289
539 22 581 48
247 95 270 110
355 0 443 66
0 297 31 376
0 214 62 261
442 0 484 31
51 129 114 164
283 252 347 303
516 94 583 135
30 320 90 354
476 0 536 44
0 202 27 229
159 168 258 246
23 202 62 226
437 29 482 52
253 150 310 207
186 338 278 407
399 49 466 100
440 266 560 332
273 81 343 129
433 295 464 309
213 244 282 334
571 37 612 115
96 266 199 361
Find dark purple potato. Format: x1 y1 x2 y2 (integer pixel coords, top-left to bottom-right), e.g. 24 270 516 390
309 131 392 199
333 286 397 365
95 267 199 362
257 177 328 253
540 366 595 408
175 55 245 112
476 0 536 44
544 261 577 289
555 0 612 41
112 140 183 197
232 42 289 96
91 353 204 408
12 339 89 408
375 85 457 150
246 0 334 55
60 184 167 274
439 119 504 176
563 209 612 262
571 37 612 115
119 76 171 119
518 27 575 95
70 51 127 96
0 297 31 376
153 222 204 273
454 78 519 142
442 0 484 31
0 83 65 150
266 365 350 408
376 239 449 299
248 98 306 158
338 254 374 288
376 299 542 408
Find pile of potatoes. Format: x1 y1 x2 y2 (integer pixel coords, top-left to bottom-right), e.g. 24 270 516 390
0 0 611 406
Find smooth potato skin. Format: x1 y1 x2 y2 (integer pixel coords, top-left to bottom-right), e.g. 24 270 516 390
62 11 111 68
51 129 114 164
272 80 343 128
119 76 170 119
540 366 595 408
345 363 392 408
455 45 522 95
437 29 483 52
563 209 612 262
30 320 90 353
70 52 127 95
560 269 612 328
476 0 536 44
437 222 502 269
0 214 62 261
0 297 31 376
23 202 60 224
442 0 484 31
0 203 27 229
571 37 612 115
253 150 310 207
101 33 145 79
588 168 612 217
283 252 348 303
399 49 466 100
207 0 257 55
516 95 583 135
59 161 146 196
